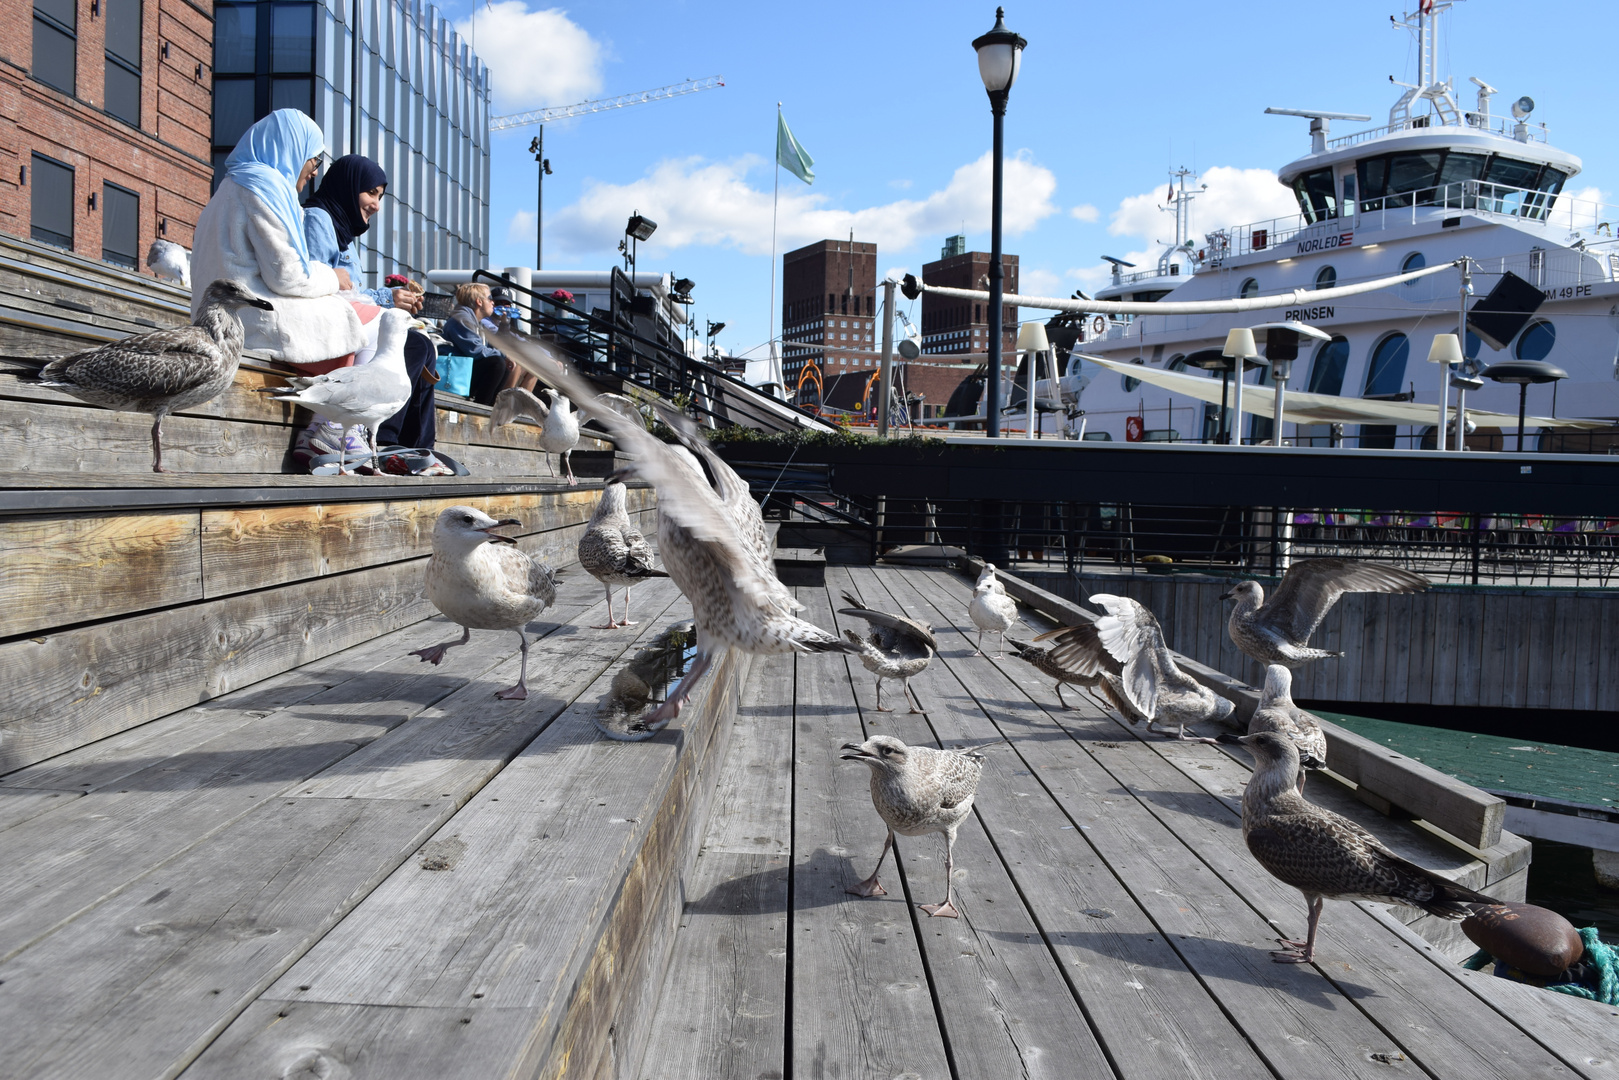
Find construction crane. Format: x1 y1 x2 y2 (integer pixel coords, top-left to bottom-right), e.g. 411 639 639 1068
491 76 726 270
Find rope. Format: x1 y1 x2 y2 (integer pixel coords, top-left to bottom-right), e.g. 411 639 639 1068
1462 927 1619 1005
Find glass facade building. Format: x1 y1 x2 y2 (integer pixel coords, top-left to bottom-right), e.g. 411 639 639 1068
211 0 490 286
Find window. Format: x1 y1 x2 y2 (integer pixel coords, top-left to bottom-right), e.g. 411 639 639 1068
1307 336 1350 395
212 2 317 187
1291 167 1337 223
1401 252 1426 273
1122 357 1145 392
1314 266 1337 290
1364 333 1409 397
101 182 139 268
1239 278 1259 299
104 0 142 127
30 153 74 248
33 0 76 96
1166 354 1187 373
1516 320 1556 361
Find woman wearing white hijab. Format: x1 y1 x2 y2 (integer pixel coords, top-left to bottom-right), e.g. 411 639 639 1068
191 109 366 365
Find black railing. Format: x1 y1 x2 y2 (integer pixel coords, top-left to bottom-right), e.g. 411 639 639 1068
469 269 827 436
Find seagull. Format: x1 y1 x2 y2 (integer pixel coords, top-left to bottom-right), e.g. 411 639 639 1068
1238 730 1496 963
1029 619 1156 724
577 480 667 629
262 307 413 475
490 328 857 729
1224 559 1429 667
410 506 558 701
147 238 191 288
1007 635 1110 711
1248 665 1327 792
1091 593 1235 739
968 576 1017 658
28 279 273 473
837 590 937 713
659 408 770 566
491 385 580 483
840 735 984 919
975 561 1007 593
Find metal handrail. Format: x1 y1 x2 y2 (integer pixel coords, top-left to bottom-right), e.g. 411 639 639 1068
1326 114 1550 150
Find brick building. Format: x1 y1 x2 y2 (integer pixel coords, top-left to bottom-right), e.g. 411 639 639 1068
919 234 1019 358
2 0 214 271
780 237 877 391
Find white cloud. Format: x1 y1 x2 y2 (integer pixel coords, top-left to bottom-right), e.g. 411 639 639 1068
506 210 536 244
1019 267 1063 297
456 4 602 111
1069 203 1099 222
1108 166 1296 240
548 150 1061 258
1556 185 1610 233
882 265 911 284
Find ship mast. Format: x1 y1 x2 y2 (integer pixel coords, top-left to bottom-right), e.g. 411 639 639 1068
1389 1 1462 129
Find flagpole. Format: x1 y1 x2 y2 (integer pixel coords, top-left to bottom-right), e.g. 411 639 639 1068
769 102 782 371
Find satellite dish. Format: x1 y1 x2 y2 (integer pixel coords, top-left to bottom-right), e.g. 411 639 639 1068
1511 95 1535 119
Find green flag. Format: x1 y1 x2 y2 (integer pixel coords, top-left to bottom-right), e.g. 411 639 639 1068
776 110 814 185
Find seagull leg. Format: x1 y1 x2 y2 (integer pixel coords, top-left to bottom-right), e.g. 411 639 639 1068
495 629 531 700
563 449 577 486
1055 682 1073 710
617 586 636 627
847 829 893 898
1272 896 1323 963
593 583 619 630
874 675 892 712
149 415 167 473
905 680 923 714
642 651 714 729
411 624 471 665
973 629 984 657
919 831 960 918
995 629 1007 660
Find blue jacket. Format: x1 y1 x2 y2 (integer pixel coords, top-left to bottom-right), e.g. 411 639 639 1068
302 206 393 307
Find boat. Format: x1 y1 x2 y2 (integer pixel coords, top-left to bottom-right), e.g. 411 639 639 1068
1063 0 1619 450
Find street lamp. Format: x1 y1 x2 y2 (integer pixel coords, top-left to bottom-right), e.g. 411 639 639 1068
1222 328 1262 445
1250 321 1328 445
529 132 552 269
973 6 1025 438
623 211 658 275
1426 333 1463 450
1481 359 1567 451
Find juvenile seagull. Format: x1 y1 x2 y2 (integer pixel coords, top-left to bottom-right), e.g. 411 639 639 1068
838 590 937 713
29 279 272 472
491 385 580 483
1091 593 1235 739
146 238 191 288
1224 558 1429 667
1248 664 1327 792
263 307 413 474
1008 634 1109 711
1239 730 1495 963
841 735 984 918
411 506 558 700
659 407 770 565
577 481 666 629
491 329 856 728
968 574 1017 658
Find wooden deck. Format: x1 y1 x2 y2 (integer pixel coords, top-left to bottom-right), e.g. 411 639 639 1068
0 565 1612 1078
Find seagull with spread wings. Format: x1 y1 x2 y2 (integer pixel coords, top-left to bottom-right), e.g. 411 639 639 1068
1089 593 1235 739
1224 558 1429 667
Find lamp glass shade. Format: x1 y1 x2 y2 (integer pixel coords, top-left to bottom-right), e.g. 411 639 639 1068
1222 328 1257 358
1427 333 1463 364
1015 321 1049 352
976 43 1020 93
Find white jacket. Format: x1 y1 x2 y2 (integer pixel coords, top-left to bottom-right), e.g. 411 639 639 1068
190 178 366 364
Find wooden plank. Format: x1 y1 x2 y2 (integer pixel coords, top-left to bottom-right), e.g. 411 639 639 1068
1595 592 1619 713
835 567 1123 1080
1452 591 1485 708
1428 590 1461 706
0 510 202 639
1478 592 1512 708
1571 592 1601 712
1332 592 1365 704
1400 589 1434 706
1386 592 1414 706
632 653 795 1080
1361 592 1389 704
1546 594 1578 711
1521 591 1553 709
0 788 80 833
894 568 1423 1080
0 797 444 1080
787 587 952 1080
902 567 1582 1080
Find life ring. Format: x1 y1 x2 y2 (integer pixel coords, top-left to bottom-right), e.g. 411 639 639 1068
1090 315 1106 336
1125 415 1144 441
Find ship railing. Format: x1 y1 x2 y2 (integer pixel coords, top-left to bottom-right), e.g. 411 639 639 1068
1326 114 1550 151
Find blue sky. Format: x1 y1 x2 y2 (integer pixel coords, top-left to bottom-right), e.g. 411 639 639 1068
437 0 1618 361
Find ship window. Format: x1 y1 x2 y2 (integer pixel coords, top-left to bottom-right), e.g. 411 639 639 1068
1364 332 1410 397
1437 152 1487 187
1484 156 1543 190
1167 354 1187 372
1292 168 1337 224
1401 251 1426 273
1515 320 1556 361
1239 278 1259 299
1314 265 1337 290
1307 336 1349 395
1357 156 1388 202
1122 357 1145 392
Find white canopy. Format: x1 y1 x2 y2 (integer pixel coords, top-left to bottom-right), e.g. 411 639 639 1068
1080 354 1609 430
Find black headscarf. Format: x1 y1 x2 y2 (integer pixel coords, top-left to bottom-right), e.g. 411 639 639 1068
304 154 388 251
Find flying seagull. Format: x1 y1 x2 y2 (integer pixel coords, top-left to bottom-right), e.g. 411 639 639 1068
1090 593 1235 739
838 589 937 713
491 328 856 729
28 279 272 473
1238 730 1495 963
491 385 580 483
1224 558 1429 667
410 506 558 700
841 735 984 919
577 480 666 628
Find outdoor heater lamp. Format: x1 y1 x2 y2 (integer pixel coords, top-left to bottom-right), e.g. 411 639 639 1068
1222 328 1262 445
1426 333 1463 451
625 214 658 242
973 7 1025 438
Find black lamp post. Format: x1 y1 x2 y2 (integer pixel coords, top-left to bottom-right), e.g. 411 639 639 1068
529 130 552 270
1481 359 1567 451
624 211 658 276
973 7 1025 438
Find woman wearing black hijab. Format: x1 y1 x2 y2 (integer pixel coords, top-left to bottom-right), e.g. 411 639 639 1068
303 154 438 450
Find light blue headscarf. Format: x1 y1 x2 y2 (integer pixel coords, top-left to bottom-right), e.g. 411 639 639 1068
223 109 327 273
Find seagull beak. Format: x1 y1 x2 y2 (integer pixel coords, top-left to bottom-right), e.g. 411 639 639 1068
249 296 275 311
839 742 873 761
493 518 523 528
1218 590 1235 601
480 524 518 545
607 467 635 485
1214 732 1244 745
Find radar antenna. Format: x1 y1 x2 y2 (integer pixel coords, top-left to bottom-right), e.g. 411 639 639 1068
1263 108 1374 153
